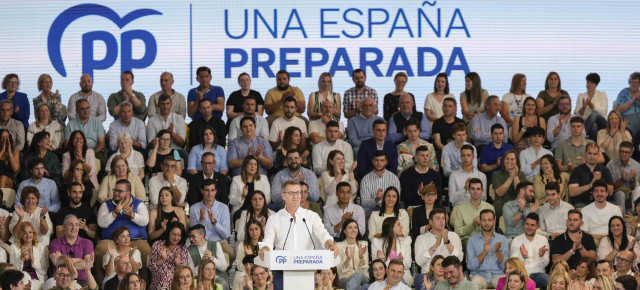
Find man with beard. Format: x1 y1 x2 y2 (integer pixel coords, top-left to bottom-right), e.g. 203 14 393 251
264 70 305 125
509 213 550 288
49 214 95 285
95 179 151 281
54 182 97 241
312 120 353 175
343 69 378 120
580 179 623 240
107 71 147 121
547 95 575 151
68 74 106 122
568 142 614 208
551 209 596 269
16 158 60 213
270 150 320 207
268 96 307 149
466 209 508 289
228 96 268 141
359 150 401 218
435 256 478 290
503 181 539 239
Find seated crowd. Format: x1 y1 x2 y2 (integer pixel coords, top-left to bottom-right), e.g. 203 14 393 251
0 69 638 290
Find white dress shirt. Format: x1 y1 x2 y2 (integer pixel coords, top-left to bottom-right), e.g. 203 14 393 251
538 201 574 237
229 175 271 217
97 196 150 228
414 230 463 272
188 242 227 276
519 146 553 181
148 174 188 208
448 168 487 206
510 234 550 275
368 210 410 240
262 207 333 251
369 281 411 290
312 139 354 175
323 203 366 237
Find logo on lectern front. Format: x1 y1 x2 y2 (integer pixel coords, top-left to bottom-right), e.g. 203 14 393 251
275 255 288 264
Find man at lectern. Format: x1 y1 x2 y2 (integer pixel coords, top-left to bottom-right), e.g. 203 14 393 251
259 179 340 289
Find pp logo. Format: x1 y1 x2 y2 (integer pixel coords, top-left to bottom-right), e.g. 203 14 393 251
275 256 287 264
47 3 162 78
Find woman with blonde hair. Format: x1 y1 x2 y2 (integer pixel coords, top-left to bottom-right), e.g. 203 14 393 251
27 102 64 150
171 265 196 290
106 132 145 180
195 259 223 290
308 72 341 120
496 258 535 290
597 110 631 160
9 221 47 290
547 270 570 290
33 73 67 124
592 275 614 290
98 156 145 201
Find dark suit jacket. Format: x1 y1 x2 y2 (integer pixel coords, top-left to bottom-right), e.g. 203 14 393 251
356 138 398 181
187 171 230 205
104 275 120 289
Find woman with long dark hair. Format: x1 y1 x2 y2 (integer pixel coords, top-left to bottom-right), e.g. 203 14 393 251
533 154 567 204
235 191 274 243
230 155 271 219
148 187 188 241
234 219 265 289
148 222 189 289
336 219 368 290
61 159 95 205
62 130 98 190
271 126 311 174
148 129 183 174
424 73 454 124
188 125 227 175
371 217 413 287
512 97 546 150
368 187 409 240
362 259 387 290
460 72 489 124
597 216 640 264
321 150 357 207
0 129 20 189
20 131 61 182
316 267 341 290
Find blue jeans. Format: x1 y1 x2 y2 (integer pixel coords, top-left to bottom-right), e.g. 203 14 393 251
610 191 627 212
272 270 283 290
623 112 640 138
339 272 369 290
530 272 549 289
584 113 607 141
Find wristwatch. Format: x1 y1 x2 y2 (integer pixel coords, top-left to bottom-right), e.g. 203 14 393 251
444 240 451 245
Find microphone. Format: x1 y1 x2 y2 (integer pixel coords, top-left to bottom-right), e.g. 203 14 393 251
282 217 294 250
302 218 316 250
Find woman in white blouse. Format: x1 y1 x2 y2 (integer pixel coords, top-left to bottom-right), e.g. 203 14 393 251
230 155 271 218
597 216 640 264
9 186 53 246
234 219 265 289
9 221 48 290
371 216 413 287
321 150 357 208
424 73 454 125
336 219 369 290
103 226 142 285
105 132 145 180
368 186 409 240
574 73 608 141
236 191 275 243
27 102 64 150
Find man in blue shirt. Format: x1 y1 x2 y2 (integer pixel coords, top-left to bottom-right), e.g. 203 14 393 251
471 95 508 148
347 97 381 156
467 209 508 289
189 179 230 242
16 157 60 213
271 150 320 207
480 124 514 181
188 66 225 119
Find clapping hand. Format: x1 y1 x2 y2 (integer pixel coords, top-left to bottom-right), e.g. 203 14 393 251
12 204 22 218
345 246 353 259
519 244 528 257
494 241 502 253
539 245 548 257
359 244 367 257
40 206 48 219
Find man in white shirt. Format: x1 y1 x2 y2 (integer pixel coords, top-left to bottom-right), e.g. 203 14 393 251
369 260 411 290
187 224 229 289
308 101 344 145
228 96 268 141
519 126 553 181
312 120 353 175
547 95 574 151
581 180 623 241
268 96 307 149
148 157 188 208
414 208 463 289
442 123 478 177
538 182 574 239
258 180 339 289
323 182 365 238
448 144 487 206
510 212 550 288
146 93 186 150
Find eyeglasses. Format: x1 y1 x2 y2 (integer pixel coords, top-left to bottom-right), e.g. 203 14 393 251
620 150 632 155
617 257 632 264
421 192 437 197
57 273 72 279
112 189 126 193
253 271 267 277
283 191 301 196
159 138 171 142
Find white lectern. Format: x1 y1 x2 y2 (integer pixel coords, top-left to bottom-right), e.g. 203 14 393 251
254 250 340 289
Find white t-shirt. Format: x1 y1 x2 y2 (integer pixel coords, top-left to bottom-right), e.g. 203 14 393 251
268 117 308 148
423 93 455 125
581 202 623 235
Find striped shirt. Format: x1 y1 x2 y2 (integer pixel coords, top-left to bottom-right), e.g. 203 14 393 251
360 170 401 217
